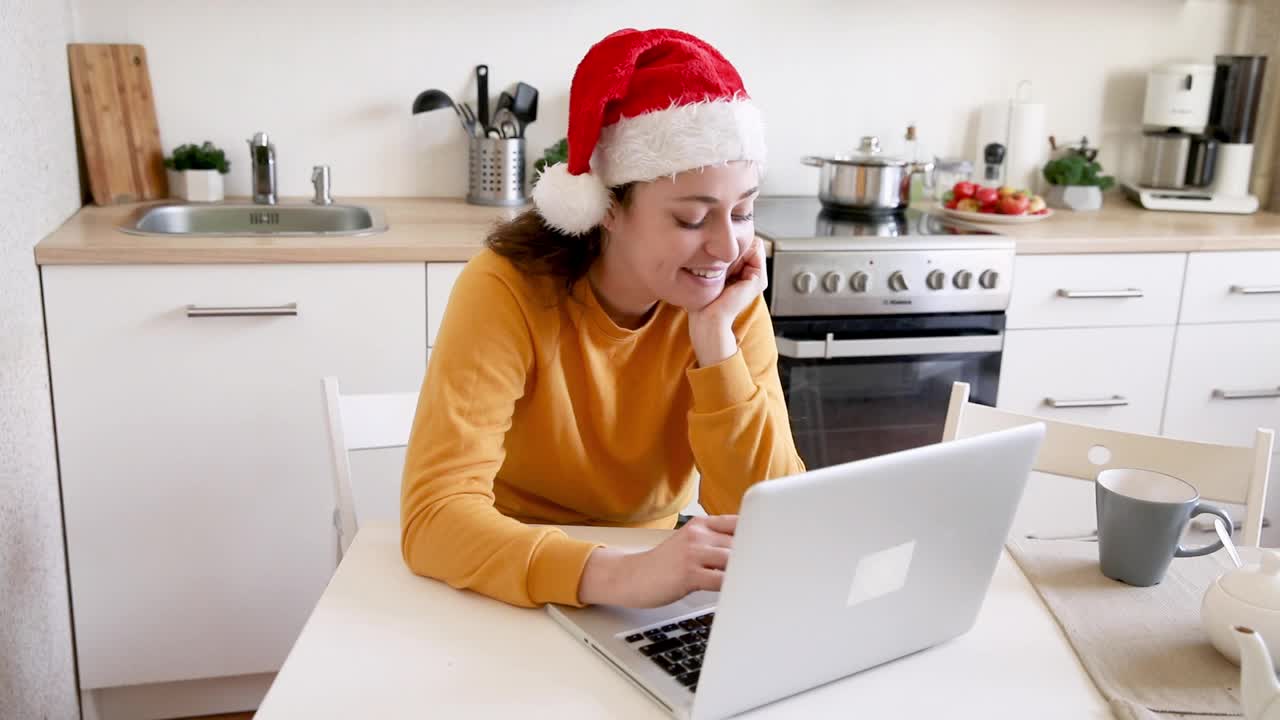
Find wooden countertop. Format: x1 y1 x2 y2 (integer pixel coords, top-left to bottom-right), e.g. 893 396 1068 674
33 194 1280 265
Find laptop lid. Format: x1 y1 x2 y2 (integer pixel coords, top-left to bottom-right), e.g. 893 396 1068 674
691 422 1044 720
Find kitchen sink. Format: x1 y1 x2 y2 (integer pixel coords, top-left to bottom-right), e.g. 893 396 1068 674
119 202 388 237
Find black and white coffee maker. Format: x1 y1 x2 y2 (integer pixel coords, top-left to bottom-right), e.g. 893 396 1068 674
1124 55 1268 214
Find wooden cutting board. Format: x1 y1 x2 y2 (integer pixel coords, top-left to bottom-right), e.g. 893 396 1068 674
68 43 168 205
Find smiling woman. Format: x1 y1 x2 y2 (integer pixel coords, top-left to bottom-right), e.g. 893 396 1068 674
399 28 804 611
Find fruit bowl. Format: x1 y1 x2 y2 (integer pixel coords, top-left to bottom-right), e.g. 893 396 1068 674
938 181 1051 224
936 206 1054 224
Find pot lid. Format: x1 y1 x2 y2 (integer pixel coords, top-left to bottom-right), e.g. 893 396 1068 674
816 136 909 167
1220 549 1280 611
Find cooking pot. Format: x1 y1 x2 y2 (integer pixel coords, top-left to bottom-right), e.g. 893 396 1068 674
803 136 934 214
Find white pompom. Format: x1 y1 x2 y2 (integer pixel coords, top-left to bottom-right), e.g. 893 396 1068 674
532 163 611 236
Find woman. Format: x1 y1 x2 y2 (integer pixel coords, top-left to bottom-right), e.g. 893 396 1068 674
401 27 805 610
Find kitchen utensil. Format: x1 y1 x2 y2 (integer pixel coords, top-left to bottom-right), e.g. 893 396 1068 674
475 64 490 131
497 91 514 114
68 43 168 205
458 103 480 137
512 81 539 125
411 88 454 115
1096 468 1232 587
1203 549 1280 668
1218 518 1244 569
492 108 520 140
936 206 1053 224
802 136 933 214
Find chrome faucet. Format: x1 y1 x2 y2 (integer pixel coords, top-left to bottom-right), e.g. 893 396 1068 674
247 131 277 204
311 165 333 205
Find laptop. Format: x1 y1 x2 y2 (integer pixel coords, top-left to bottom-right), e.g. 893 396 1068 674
547 422 1045 720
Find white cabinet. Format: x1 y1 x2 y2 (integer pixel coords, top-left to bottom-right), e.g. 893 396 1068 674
1180 251 1280 324
427 262 466 347
1006 253 1185 329
998 326 1175 435
1164 322 1280 447
43 263 426 692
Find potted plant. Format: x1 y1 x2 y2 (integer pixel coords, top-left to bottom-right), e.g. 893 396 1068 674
1041 150 1115 212
164 141 231 202
532 138 568 185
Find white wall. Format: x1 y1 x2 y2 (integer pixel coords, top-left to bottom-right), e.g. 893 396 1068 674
0 0 83 718
72 0 1248 201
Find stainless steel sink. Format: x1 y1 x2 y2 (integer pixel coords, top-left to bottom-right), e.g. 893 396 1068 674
119 202 388 237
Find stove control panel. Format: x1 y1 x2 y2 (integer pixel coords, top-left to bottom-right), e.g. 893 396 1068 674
769 249 1015 316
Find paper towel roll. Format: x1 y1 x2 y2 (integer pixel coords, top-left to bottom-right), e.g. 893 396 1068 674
1006 101 1047 193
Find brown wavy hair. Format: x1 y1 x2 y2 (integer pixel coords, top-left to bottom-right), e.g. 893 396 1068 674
486 184 635 295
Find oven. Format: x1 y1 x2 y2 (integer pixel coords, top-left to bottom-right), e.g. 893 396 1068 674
772 312 1004 469
755 196 1014 471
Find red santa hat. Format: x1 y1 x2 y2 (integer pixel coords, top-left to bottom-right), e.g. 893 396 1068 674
532 28 767 235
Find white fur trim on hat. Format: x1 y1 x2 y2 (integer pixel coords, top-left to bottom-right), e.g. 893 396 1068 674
592 99 767 187
532 162 613 236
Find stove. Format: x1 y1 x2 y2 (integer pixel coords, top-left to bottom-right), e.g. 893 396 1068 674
753 197 1015 469
755 196 1016 318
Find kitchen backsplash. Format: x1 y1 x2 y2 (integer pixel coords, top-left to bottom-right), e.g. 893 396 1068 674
73 0 1252 199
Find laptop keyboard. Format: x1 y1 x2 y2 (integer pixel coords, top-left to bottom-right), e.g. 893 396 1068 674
623 611 714 692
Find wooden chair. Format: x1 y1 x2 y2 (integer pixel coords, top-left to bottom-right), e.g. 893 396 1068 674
942 381 1275 546
322 376 419 557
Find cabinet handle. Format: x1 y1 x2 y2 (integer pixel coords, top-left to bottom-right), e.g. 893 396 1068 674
1044 395 1130 408
1213 386 1280 400
185 302 299 318
1056 288 1144 299
1229 285 1280 295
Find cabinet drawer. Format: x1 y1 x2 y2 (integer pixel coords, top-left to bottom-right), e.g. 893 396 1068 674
1164 321 1280 447
428 262 466 347
997 326 1175 434
1180 251 1280 324
43 263 426 689
1006 253 1185 329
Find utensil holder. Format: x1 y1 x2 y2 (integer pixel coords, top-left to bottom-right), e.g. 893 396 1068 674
467 136 527 206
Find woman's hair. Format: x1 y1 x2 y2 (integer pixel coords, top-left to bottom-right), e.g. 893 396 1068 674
486 184 635 295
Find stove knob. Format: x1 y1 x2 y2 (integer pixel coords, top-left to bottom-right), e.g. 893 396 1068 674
927 270 947 291
821 272 843 293
979 269 1000 289
888 271 909 292
793 271 817 294
849 271 870 293
953 270 974 290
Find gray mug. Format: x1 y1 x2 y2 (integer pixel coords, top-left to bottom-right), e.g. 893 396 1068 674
1095 468 1232 587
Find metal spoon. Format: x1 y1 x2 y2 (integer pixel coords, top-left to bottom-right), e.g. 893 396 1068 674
1216 518 1244 568
411 89 469 134
1025 529 1098 542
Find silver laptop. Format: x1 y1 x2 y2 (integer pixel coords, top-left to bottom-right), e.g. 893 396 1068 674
547 422 1045 720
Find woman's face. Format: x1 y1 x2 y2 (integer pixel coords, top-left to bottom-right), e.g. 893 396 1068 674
599 161 759 313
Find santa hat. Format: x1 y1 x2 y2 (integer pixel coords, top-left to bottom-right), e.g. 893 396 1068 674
533 28 767 235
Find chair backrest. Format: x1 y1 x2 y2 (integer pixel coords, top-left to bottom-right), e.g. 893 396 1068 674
942 382 1275 546
322 376 419 557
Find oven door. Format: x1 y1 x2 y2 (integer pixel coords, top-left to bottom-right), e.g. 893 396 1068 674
774 313 1004 470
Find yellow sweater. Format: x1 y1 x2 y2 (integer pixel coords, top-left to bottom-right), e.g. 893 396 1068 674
400 248 805 608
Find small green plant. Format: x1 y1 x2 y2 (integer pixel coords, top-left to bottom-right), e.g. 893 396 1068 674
1043 152 1114 190
164 141 231 174
532 138 568 181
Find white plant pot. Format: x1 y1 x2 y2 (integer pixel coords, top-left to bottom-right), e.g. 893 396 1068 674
168 169 225 203
1044 184 1103 212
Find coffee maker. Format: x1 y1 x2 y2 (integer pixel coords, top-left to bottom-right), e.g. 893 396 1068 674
1124 55 1268 214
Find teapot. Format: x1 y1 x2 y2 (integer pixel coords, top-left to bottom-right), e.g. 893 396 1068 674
1202 549 1280 667
1231 626 1280 720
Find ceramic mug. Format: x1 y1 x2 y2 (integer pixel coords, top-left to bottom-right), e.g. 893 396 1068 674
1096 468 1232 587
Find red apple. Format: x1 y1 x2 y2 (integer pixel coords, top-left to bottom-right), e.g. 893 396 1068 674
953 181 978 200
945 198 959 209
979 203 997 213
975 186 999 206
998 193 1031 215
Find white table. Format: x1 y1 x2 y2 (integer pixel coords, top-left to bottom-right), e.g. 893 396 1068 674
256 473 1113 719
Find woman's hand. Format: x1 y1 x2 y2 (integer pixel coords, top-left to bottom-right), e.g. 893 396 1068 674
578 515 738 608
686 236 768 367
